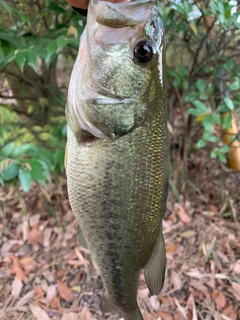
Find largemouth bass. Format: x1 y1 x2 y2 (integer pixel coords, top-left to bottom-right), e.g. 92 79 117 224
65 0 168 319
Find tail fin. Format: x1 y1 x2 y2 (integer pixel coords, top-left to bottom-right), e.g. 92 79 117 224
122 308 144 320
100 294 143 320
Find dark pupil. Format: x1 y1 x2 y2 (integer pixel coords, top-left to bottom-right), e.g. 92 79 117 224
134 43 153 63
137 44 151 57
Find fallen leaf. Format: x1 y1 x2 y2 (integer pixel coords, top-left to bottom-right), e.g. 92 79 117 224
232 262 240 274
27 226 44 245
209 205 219 216
165 244 178 253
16 290 34 307
79 307 96 320
232 282 240 301
186 294 197 320
215 291 226 310
172 273 183 291
56 268 66 280
142 314 150 320
149 295 160 311
66 259 89 266
1 240 22 256
223 304 237 320
11 276 23 298
20 256 39 274
156 310 173 320
46 284 56 305
34 285 44 300
62 312 79 320
211 290 218 300
176 205 191 224
10 254 26 281
180 230 196 238
29 214 41 227
69 272 81 287
41 279 49 293
57 280 73 301
29 303 50 320
50 295 62 311
19 256 34 266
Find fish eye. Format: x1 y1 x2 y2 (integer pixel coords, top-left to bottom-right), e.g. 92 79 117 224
134 42 153 63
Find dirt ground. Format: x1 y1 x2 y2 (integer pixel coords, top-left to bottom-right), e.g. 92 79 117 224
0 158 240 320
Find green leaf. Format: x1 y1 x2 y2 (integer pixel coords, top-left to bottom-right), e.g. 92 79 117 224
48 4 65 13
18 168 32 192
17 12 31 25
219 145 230 154
203 132 220 142
46 41 57 65
2 161 19 181
15 50 26 72
188 100 210 117
229 79 240 91
222 113 232 130
185 92 198 102
197 139 206 148
1 51 15 68
202 115 216 131
218 153 227 163
12 144 38 157
224 97 234 111
188 108 202 116
29 159 45 180
211 149 217 159
207 84 214 95
196 79 206 93
173 77 181 87
192 100 209 113
0 0 12 17
25 51 37 71
2 141 16 156
56 35 68 53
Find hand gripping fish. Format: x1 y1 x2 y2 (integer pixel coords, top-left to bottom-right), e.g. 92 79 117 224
65 0 168 319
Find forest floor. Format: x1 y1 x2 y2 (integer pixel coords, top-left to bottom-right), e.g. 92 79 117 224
0 160 240 320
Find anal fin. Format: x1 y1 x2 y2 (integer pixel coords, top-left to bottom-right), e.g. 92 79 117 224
76 225 89 249
100 293 115 314
144 231 166 295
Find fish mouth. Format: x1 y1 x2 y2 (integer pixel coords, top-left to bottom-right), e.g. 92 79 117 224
95 0 158 28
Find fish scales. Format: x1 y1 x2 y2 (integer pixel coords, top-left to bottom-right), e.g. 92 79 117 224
66 0 168 319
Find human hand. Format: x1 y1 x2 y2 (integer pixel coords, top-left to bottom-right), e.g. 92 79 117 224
65 0 89 9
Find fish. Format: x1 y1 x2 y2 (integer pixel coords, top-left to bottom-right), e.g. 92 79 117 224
65 0 168 319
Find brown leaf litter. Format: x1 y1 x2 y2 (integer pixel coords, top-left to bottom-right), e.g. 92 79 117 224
0 172 239 320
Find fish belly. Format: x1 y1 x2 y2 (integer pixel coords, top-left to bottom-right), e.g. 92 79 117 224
66 106 168 313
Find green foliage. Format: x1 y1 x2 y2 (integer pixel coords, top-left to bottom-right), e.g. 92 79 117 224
159 0 240 163
0 0 85 192
0 0 85 71
0 105 66 191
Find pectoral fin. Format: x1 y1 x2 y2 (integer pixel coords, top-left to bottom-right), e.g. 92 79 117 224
144 232 166 295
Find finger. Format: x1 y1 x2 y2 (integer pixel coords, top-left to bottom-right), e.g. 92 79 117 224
65 0 89 9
